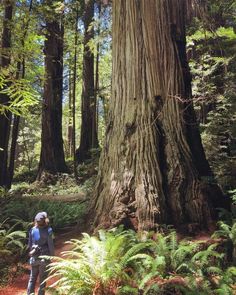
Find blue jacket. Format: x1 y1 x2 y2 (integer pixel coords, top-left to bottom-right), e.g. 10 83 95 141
28 225 54 256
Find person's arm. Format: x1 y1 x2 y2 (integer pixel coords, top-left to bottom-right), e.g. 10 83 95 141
47 227 55 256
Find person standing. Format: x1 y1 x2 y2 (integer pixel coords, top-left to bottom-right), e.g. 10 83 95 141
27 212 54 295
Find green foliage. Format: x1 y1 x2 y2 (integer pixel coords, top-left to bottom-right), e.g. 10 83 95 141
213 222 236 246
0 219 26 283
10 171 94 196
46 229 236 295
230 189 236 204
0 219 26 258
188 8 236 190
0 186 9 198
15 118 41 175
0 71 39 116
47 228 148 294
1 197 87 231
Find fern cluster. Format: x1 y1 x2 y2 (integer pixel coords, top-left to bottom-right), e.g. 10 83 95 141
47 228 236 295
0 219 26 283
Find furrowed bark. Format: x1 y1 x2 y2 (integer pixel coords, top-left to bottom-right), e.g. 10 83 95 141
76 0 99 163
92 0 225 231
37 4 68 179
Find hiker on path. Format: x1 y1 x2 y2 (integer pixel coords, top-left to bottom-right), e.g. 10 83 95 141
27 212 54 295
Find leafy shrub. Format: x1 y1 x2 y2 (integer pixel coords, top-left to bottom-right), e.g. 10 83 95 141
13 168 38 184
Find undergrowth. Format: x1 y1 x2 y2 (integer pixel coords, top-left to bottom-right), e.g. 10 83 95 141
0 219 26 285
46 227 236 295
0 197 87 231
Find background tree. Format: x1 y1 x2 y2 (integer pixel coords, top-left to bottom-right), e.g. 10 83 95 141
7 0 33 189
92 0 226 231
76 0 99 163
0 0 14 187
37 0 68 179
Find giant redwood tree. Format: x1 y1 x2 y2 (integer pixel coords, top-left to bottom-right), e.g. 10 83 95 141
76 0 99 163
37 1 67 179
0 0 13 187
92 0 226 231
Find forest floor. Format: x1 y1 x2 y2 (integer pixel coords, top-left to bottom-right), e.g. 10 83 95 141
0 227 80 295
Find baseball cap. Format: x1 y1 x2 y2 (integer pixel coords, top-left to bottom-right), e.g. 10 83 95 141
35 211 48 221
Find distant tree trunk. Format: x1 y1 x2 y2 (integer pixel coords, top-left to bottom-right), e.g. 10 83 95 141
94 2 101 143
7 0 33 189
72 6 79 180
0 0 13 187
92 0 226 231
76 0 99 163
67 69 73 158
37 4 68 179
7 62 22 189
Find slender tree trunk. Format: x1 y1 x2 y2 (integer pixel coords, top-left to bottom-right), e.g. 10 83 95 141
7 0 33 189
72 7 79 180
8 115 19 187
7 61 23 188
94 3 101 143
68 69 73 158
76 0 99 163
0 0 13 187
92 0 225 231
37 4 68 179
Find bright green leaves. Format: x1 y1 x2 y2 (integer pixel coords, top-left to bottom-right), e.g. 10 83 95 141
0 73 39 116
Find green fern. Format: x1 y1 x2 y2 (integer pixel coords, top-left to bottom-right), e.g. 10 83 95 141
47 228 147 294
191 243 224 269
47 228 236 295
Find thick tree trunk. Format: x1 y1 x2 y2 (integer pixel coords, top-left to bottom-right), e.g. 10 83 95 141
92 0 225 231
76 0 99 163
37 7 67 179
0 0 13 187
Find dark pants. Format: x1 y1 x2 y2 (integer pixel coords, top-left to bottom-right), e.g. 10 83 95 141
27 258 48 295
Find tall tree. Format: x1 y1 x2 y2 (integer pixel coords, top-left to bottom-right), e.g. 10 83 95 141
67 68 73 158
76 0 99 163
37 1 68 179
92 0 226 231
7 0 33 189
0 0 14 187
72 5 79 180
94 2 101 140
7 61 24 189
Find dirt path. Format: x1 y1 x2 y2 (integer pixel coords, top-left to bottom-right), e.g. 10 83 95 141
0 229 79 295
